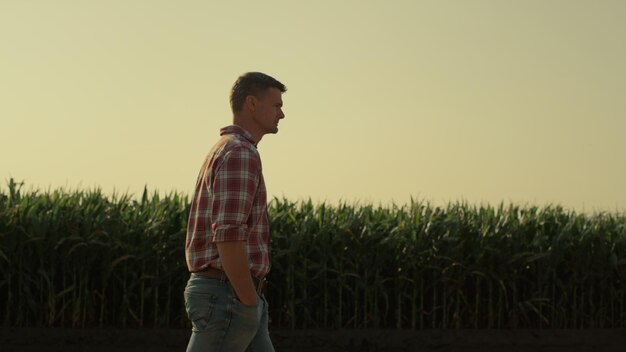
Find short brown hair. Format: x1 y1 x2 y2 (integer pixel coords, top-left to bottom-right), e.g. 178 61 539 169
230 72 287 113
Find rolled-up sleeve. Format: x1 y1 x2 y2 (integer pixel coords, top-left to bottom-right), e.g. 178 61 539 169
211 146 260 242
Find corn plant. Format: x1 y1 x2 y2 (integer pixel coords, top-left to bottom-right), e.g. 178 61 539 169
1 179 625 329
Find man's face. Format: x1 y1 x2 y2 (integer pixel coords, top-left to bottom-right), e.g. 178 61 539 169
253 87 285 134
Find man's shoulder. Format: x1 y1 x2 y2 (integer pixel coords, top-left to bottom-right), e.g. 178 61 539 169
215 134 259 160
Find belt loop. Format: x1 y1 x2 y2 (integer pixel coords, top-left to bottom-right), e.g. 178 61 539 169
220 270 226 282
257 277 265 295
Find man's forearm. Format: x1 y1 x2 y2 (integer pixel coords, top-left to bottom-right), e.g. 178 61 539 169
216 240 258 306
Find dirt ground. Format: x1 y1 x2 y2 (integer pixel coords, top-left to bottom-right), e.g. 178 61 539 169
1 327 625 352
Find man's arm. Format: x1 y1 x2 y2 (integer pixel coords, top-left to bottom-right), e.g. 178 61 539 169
217 241 258 306
210 146 261 307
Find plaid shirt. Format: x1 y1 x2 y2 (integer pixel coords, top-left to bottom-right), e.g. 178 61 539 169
185 125 271 279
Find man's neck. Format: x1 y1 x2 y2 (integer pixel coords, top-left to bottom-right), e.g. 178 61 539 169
232 116 263 144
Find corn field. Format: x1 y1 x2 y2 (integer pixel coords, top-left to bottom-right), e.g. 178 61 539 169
1 179 625 329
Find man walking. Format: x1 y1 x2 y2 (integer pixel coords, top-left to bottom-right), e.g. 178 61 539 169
184 72 286 351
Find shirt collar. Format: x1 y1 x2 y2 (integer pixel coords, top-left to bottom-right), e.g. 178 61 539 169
220 125 257 147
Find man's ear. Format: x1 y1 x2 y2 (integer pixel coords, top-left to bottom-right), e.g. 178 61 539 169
245 95 257 112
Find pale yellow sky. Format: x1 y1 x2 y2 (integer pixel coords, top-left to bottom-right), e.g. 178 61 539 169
1 0 625 214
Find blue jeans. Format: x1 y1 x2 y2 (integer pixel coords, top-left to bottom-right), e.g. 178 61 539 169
184 273 274 352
